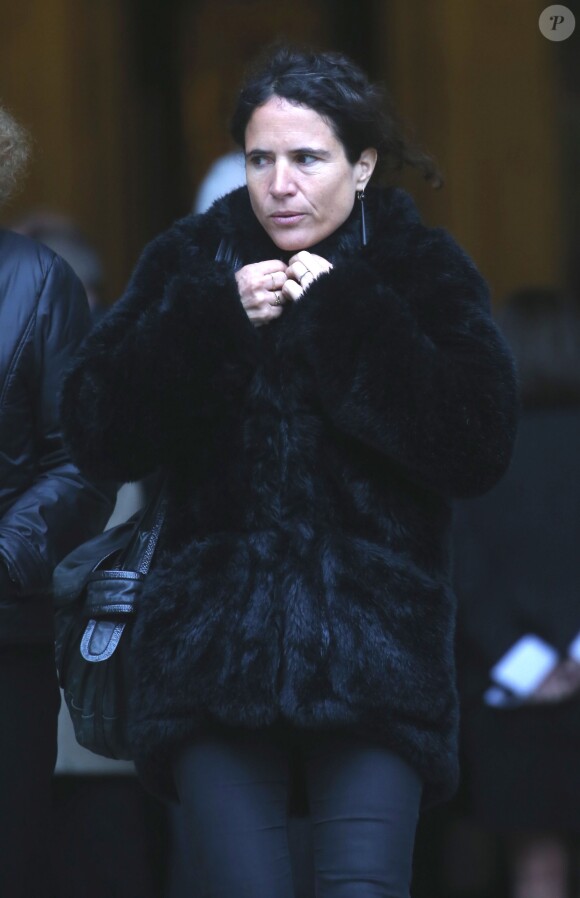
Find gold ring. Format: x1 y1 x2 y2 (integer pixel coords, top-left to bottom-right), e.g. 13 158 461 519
299 268 311 283
270 274 275 290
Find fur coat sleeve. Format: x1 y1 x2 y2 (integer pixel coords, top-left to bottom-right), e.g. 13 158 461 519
60 223 259 482
299 224 518 498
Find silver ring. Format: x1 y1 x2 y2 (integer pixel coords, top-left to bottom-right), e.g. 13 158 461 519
299 267 311 283
270 274 275 290
273 292 283 306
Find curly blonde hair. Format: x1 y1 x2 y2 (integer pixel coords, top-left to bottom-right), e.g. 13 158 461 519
0 105 31 206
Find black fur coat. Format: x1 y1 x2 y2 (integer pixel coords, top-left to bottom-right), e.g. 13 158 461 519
61 186 517 804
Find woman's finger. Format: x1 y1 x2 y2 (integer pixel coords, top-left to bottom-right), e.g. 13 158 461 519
246 259 288 275
282 279 303 302
264 270 286 291
288 251 333 284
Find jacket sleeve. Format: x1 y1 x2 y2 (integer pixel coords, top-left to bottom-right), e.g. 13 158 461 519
0 255 115 596
60 228 259 482
302 227 518 498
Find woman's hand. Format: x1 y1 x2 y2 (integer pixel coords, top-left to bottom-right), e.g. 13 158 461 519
283 251 333 302
235 260 288 327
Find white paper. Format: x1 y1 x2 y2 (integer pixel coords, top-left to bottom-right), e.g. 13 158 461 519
490 634 558 697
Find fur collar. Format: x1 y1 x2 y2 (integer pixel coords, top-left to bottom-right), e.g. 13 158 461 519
177 185 424 269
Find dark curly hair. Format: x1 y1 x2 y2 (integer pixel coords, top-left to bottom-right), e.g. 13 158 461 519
230 44 442 187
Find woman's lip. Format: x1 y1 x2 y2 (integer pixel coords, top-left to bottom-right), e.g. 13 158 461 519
269 213 306 225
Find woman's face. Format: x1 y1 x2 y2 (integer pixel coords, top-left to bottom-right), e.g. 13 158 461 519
244 96 376 252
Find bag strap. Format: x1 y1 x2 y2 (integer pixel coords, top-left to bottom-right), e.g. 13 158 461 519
119 475 168 575
136 491 167 575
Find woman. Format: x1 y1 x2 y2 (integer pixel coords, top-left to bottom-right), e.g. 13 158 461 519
61 46 518 898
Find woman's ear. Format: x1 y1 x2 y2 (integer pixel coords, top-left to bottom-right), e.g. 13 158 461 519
355 148 378 190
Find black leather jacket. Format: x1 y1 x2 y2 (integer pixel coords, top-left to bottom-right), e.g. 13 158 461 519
0 229 115 644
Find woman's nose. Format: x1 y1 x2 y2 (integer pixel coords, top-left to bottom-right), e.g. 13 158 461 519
269 162 296 197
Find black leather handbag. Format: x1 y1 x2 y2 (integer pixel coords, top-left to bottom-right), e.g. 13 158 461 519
53 480 167 759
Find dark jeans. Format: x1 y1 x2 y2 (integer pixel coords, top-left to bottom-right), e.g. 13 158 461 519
0 644 59 898
173 726 422 898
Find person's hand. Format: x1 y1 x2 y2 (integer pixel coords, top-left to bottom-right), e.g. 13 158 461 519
283 251 333 302
529 658 580 704
235 260 288 327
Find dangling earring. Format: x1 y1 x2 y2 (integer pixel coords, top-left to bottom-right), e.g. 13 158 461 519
357 190 367 247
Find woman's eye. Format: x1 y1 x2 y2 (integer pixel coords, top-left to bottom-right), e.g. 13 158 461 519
248 154 270 168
